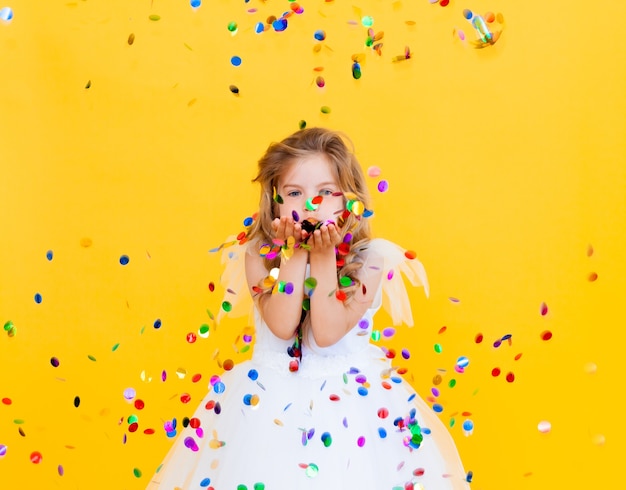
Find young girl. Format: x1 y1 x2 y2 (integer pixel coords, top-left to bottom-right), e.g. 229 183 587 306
148 128 470 489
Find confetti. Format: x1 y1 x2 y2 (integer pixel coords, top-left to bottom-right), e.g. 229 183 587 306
0 7 13 22
538 421 551 433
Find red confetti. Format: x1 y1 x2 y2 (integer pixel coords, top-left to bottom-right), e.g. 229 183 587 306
377 408 389 418
540 302 548 316
514 353 523 360
192 373 202 383
540 330 553 341
329 394 340 401
475 333 483 343
143 428 155 435
128 422 139 433
2 397 11 405
180 393 191 404
491 367 501 377
134 399 145 410
208 282 215 292
337 243 350 255
506 372 515 383
404 250 417 260
438 326 447 334
223 359 234 371
205 400 216 410
30 451 43 464
335 290 347 301
186 333 197 343
190 417 201 429
588 272 598 282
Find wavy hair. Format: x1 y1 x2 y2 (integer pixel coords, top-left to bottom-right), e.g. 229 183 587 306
247 127 373 302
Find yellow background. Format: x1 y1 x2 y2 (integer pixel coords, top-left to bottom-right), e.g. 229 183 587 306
1 0 624 488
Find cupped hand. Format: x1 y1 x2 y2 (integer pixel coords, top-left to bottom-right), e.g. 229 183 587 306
306 223 342 255
271 216 303 244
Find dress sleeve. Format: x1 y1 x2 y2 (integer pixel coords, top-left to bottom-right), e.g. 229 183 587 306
365 238 429 327
215 237 254 324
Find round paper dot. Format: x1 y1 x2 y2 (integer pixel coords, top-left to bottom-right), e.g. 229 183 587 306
30 451 43 464
540 330 552 341
0 7 14 22
367 166 381 177
377 180 389 193
0 445 8 458
584 362 597 374
305 463 319 478
592 434 606 446
119 255 130 265
231 56 242 66
46 250 53 261
538 421 551 433
34 293 42 304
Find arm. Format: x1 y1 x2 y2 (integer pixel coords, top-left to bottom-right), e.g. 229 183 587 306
307 224 383 347
244 217 309 340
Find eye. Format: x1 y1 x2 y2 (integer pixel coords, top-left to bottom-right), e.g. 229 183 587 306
287 190 302 197
319 189 334 196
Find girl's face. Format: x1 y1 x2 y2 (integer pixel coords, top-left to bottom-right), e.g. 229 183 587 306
276 154 345 224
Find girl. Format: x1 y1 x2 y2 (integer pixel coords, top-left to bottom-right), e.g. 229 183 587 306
148 128 470 489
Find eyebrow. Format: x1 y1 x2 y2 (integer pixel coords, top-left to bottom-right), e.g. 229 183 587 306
281 181 338 188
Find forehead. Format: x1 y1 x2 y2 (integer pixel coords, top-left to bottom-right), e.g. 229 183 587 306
279 154 338 185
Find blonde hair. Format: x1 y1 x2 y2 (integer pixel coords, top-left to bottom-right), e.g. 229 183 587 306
247 127 372 302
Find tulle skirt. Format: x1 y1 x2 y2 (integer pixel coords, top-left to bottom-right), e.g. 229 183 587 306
147 345 470 490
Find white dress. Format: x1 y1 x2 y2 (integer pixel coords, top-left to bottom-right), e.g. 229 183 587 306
147 239 470 490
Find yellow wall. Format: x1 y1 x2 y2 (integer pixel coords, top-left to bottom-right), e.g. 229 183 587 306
1 1 624 488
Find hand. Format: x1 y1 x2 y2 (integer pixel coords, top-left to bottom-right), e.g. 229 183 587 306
306 223 342 255
271 216 304 244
